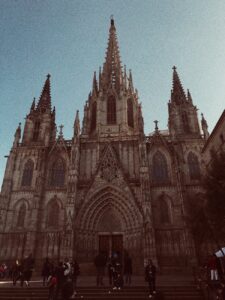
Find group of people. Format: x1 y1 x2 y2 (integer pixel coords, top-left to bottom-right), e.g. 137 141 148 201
94 252 133 289
196 253 225 299
41 257 80 300
94 252 157 298
12 253 35 287
1 253 158 299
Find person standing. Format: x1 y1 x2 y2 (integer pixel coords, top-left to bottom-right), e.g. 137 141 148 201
55 262 64 300
48 271 57 300
207 254 219 281
145 259 156 298
107 256 113 286
112 258 123 290
124 255 132 285
71 259 80 288
41 257 52 286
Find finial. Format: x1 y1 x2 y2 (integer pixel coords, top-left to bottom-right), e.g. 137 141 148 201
110 15 114 26
59 124 64 138
47 74 51 79
154 120 159 131
172 66 176 71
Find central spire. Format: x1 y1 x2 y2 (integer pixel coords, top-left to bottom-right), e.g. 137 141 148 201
37 74 52 112
171 66 186 104
102 17 122 92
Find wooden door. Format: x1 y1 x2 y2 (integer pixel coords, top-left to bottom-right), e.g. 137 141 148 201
99 235 110 256
112 234 123 259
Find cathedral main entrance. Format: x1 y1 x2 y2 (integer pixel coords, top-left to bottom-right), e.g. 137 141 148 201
99 233 123 259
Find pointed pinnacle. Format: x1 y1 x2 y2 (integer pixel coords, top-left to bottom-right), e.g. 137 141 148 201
30 97 36 111
171 66 186 104
37 74 52 112
187 89 193 104
92 71 98 95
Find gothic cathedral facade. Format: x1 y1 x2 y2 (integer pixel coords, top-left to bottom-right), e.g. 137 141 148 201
0 19 208 274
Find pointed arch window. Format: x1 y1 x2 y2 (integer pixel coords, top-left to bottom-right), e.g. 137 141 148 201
182 112 190 133
50 158 65 187
188 152 201 180
107 95 116 124
152 151 169 183
21 159 34 187
17 203 26 227
127 98 134 128
159 198 170 223
46 200 59 228
90 102 97 132
33 121 40 141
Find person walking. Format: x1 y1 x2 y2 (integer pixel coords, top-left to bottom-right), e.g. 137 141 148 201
145 259 157 298
12 260 22 286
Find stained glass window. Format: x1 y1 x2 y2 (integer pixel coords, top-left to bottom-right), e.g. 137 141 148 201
21 160 34 187
127 98 134 128
188 152 201 180
152 151 169 183
107 95 116 124
50 158 65 187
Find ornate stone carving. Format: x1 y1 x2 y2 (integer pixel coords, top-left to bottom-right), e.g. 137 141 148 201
100 147 118 182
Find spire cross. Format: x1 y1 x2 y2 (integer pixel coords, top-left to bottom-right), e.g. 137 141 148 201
154 120 159 131
172 66 176 71
110 15 115 26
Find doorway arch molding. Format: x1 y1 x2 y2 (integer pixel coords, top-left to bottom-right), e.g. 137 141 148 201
75 185 143 231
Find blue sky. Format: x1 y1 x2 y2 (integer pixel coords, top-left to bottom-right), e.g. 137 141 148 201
0 0 225 185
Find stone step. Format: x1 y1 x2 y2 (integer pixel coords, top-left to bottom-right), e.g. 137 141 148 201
0 286 203 300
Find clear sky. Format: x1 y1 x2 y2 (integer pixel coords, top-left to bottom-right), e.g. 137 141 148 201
0 0 225 186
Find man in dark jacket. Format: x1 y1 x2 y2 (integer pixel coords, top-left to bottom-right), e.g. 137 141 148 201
145 259 156 298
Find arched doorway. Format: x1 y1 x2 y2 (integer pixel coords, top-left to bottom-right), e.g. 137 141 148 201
74 186 144 274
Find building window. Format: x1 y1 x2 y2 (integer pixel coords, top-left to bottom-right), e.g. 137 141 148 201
188 152 201 180
152 151 169 183
46 200 59 228
127 98 134 128
159 198 170 223
107 95 116 124
90 102 97 132
50 158 65 187
182 112 190 133
17 203 26 227
21 160 34 187
33 121 40 141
